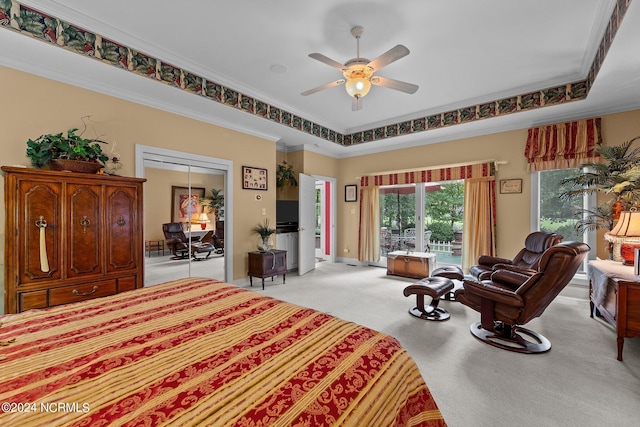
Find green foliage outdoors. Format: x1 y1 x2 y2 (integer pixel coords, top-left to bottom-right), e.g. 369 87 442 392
379 182 463 242
428 221 455 243
425 182 464 227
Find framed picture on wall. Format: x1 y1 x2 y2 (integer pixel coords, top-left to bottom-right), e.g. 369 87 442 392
171 186 205 223
345 184 358 202
499 179 522 194
242 166 268 190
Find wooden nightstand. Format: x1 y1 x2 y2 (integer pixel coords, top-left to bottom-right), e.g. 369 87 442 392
588 259 640 361
248 250 287 290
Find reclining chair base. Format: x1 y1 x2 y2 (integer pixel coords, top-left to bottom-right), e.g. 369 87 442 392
469 321 551 354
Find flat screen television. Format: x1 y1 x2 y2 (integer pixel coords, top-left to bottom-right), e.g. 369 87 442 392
276 200 299 224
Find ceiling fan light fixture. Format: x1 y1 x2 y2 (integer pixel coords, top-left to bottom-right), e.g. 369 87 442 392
345 77 371 98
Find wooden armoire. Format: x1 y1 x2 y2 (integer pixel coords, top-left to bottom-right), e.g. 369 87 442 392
2 166 146 314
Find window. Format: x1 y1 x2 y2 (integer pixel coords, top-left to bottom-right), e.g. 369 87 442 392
532 168 595 276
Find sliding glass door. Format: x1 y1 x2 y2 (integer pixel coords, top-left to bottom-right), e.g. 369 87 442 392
375 181 464 268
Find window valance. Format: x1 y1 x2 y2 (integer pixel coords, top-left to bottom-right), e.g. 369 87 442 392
524 117 602 171
360 162 493 188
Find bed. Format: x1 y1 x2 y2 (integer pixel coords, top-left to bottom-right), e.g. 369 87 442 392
0 278 446 426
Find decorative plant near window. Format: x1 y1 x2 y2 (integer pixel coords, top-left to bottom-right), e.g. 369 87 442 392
199 188 224 218
560 136 640 234
276 161 298 188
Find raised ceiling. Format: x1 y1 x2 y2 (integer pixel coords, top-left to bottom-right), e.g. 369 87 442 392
2 0 639 157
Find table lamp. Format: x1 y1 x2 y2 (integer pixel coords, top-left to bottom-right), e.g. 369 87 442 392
608 210 640 265
197 213 210 230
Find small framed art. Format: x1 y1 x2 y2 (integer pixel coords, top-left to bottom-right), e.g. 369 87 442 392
345 184 358 202
242 166 268 190
500 179 522 194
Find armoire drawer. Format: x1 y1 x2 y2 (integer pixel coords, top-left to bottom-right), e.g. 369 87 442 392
49 280 117 307
19 290 49 312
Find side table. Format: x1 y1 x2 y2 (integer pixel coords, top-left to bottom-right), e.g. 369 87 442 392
248 250 287 290
146 240 165 257
588 259 640 361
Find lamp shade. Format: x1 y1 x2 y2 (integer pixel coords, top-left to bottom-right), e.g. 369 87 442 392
197 213 210 230
345 77 371 98
609 210 640 265
609 211 640 237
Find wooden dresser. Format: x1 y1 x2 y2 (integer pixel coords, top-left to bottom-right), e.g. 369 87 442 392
2 166 146 313
588 259 640 361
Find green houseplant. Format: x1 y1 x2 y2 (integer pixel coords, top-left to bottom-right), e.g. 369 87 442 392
560 136 640 260
560 136 640 233
276 161 298 188
199 188 224 218
251 219 276 251
25 128 109 172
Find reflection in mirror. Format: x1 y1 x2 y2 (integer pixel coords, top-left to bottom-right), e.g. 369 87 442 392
143 163 226 286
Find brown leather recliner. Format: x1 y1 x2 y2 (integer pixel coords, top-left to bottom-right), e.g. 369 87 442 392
456 241 590 353
162 223 216 260
469 231 563 281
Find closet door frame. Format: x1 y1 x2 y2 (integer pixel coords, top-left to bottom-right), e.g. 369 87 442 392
135 144 233 284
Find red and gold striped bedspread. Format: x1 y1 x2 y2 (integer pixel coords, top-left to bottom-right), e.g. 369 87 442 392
0 278 446 426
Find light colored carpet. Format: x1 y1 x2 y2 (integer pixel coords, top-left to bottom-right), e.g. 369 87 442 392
226 262 640 427
145 253 225 286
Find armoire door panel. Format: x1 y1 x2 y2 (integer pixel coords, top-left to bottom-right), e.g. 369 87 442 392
67 184 102 277
20 181 62 284
106 186 137 271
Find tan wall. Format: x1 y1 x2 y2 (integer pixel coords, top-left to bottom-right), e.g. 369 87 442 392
0 65 276 282
303 150 340 178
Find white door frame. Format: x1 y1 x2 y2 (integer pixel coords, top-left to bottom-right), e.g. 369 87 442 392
312 174 337 263
135 144 233 283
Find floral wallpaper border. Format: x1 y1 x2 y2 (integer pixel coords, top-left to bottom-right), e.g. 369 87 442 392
0 0 632 147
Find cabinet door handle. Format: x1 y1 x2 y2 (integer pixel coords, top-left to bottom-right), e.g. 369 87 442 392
35 215 50 273
116 215 126 229
80 215 91 233
72 286 98 297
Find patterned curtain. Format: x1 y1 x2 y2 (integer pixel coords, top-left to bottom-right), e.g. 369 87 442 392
360 163 493 187
524 117 602 171
462 177 497 273
358 186 381 263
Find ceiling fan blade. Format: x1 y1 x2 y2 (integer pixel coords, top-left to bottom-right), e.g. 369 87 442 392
371 76 418 94
308 53 346 71
301 79 345 96
367 45 410 71
352 96 362 111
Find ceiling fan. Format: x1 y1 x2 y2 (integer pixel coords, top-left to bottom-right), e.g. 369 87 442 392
302 26 418 111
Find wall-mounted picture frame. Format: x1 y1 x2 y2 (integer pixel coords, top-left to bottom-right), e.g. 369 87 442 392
242 166 268 190
500 179 522 194
171 186 205 223
345 184 358 202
